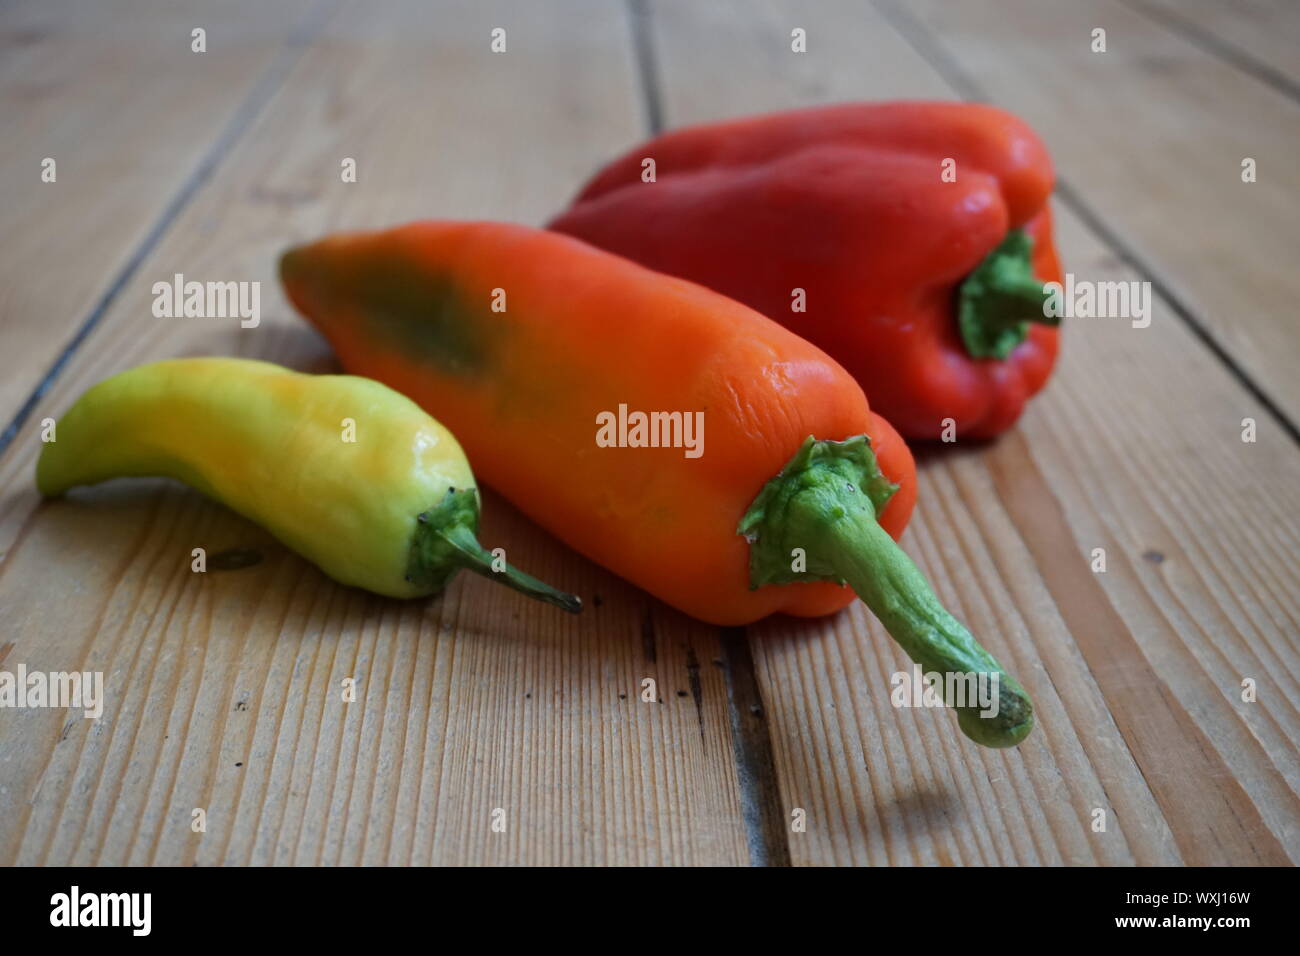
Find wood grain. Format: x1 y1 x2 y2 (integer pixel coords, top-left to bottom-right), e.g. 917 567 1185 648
0 0 750 866
644 0 1299 865
0 0 319 426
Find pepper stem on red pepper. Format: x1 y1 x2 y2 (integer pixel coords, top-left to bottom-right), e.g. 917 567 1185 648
408 488 583 613
957 229 1056 361
738 436 1034 747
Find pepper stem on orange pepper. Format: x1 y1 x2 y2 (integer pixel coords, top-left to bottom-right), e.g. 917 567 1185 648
958 229 1057 360
739 436 1034 747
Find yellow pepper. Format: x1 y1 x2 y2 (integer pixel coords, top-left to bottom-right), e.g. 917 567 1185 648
36 357 580 611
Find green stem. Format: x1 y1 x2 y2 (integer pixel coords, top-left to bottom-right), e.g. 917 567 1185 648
739 437 1033 747
957 230 1056 360
437 523 583 614
407 488 582 613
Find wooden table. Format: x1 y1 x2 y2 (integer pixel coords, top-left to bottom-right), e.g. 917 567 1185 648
1 0 1296 866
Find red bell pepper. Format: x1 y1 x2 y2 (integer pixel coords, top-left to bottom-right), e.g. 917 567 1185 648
550 101 1064 439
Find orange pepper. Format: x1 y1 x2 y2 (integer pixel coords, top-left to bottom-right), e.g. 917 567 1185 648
281 222 1032 746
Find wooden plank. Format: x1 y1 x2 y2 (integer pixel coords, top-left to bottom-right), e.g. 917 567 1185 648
0 0 318 425
1126 0 1300 89
891 0 1300 428
0 0 750 866
645 0 1299 864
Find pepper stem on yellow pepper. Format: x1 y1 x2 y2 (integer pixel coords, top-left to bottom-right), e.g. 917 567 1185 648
408 488 583 613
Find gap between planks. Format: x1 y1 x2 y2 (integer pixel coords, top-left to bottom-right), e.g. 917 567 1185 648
626 0 793 867
0 0 342 456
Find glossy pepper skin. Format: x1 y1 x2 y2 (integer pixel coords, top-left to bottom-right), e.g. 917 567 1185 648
281 222 1034 746
549 101 1065 439
36 358 580 611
